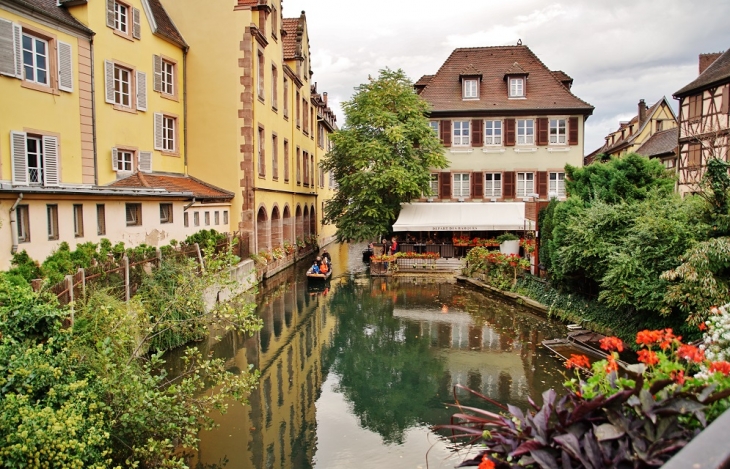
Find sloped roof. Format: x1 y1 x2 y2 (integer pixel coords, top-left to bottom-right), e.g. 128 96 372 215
282 17 301 59
592 97 674 155
419 45 593 114
9 0 93 34
675 49 730 97
551 70 573 88
415 75 434 87
145 0 186 48
109 173 234 199
635 128 679 158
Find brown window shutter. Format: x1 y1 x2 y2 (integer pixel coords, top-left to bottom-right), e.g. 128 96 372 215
503 171 515 199
568 117 579 145
722 86 729 114
537 118 548 146
471 119 483 147
504 118 516 146
537 171 548 198
472 172 483 198
440 172 451 200
440 120 452 147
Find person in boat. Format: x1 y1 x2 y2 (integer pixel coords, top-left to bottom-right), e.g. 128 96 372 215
320 260 329 274
321 249 332 267
310 260 321 274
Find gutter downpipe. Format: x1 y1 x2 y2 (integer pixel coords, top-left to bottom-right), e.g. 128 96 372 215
183 46 189 174
9 193 24 254
183 197 196 211
90 37 98 185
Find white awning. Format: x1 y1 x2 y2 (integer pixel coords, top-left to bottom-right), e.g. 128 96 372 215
392 202 531 232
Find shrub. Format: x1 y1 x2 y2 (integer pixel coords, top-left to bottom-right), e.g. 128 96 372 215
495 233 520 243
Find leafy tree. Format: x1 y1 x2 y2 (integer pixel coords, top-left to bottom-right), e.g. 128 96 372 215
565 153 675 204
320 68 447 241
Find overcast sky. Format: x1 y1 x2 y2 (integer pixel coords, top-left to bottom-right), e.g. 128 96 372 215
282 0 730 153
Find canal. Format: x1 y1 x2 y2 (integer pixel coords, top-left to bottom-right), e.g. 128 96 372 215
188 242 569 469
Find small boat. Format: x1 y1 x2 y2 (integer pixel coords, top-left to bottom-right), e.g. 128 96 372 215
306 267 332 281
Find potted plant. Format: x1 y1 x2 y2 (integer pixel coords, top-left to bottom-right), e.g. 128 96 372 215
496 233 520 256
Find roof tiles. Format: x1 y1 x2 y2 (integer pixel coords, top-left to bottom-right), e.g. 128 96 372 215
675 49 730 96
282 17 300 59
11 0 92 34
147 0 187 48
109 173 234 199
636 128 679 158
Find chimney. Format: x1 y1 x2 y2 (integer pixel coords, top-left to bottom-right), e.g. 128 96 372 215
638 99 647 123
699 52 723 75
323 92 328 106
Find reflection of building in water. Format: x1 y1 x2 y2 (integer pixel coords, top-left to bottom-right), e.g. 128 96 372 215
193 269 338 469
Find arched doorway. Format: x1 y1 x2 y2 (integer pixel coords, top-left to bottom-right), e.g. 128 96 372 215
256 206 270 253
295 205 303 242
309 204 317 238
303 205 310 237
283 205 293 245
271 206 282 248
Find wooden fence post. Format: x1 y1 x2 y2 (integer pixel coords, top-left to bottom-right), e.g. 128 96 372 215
156 247 162 266
123 255 130 302
195 242 205 273
78 267 86 298
66 274 74 326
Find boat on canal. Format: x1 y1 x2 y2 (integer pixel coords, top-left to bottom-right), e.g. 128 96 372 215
306 269 332 281
542 328 633 371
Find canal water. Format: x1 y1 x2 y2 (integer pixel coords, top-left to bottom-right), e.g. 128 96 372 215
188 242 569 469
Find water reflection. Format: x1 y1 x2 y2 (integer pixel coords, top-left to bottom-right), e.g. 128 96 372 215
188 243 568 469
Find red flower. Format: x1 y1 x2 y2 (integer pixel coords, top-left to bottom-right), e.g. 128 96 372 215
599 336 624 353
604 354 619 373
478 455 496 469
677 344 705 363
636 329 663 346
637 350 659 366
671 369 686 385
565 354 591 369
659 329 678 350
699 322 708 331
709 361 730 376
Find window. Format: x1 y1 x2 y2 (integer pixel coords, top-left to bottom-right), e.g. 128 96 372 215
271 65 278 109
453 121 470 146
296 147 301 184
517 119 534 145
113 64 131 107
516 172 534 197
258 127 265 177
22 33 49 86
302 99 308 134
283 77 289 118
72 204 84 237
549 119 567 144
257 51 265 100
272 134 278 179
223 210 229 225
204 211 210 226
319 162 325 188
161 59 174 95
310 107 315 137
283 139 290 182
463 79 478 99
318 123 325 148
310 154 315 187
126 203 141 226
271 7 278 39
47 205 58 240
429 121 439 134
214 211 220 225
452 173 470 198
429 173 439 197
17 205 30 243
193 211 200 226
183 211 189 227
160 203 172 223
97 204 106 235
10 132 59 186
688 95 702 120
485 120 502 145
114 1 128 33
688 142 702 167
117 150 133 172
549 172 566 197
26 135 44 184
296 90 300 127
162 116 175 152
656 120 663 132
484 173 502 198
509 77 524 97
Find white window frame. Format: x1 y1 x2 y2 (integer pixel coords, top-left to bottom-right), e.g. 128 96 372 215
17 205 30 243
117 150 133 172
516 172 535 198
114 64 131 107
428 173 439 198
429 121 439 134
47 204 58 240
453 120 470 146
161 59 174 95
125 203 141 226
160 203 173 224
517 119 534 145
549 119 567 145
484 120 502 146
452 173 470 198
22 33 49 86
463 79 478 99
26 135 44 184
509 77 524 97
114 1 129 34
162 116 175 152
73 204 84 238
549 172 566 198
484 173 502 198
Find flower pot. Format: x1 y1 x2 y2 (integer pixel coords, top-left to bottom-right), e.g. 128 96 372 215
499 240 520 256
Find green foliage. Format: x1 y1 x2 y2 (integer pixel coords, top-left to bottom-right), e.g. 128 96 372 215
537 199 558 271
183 229 227 249
6 250 41 285
495 232 520 243
465 247 529 290
565 153 675 204
696 157 730 236
320 68 448 242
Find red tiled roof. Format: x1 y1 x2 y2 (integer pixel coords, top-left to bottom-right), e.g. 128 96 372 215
419 45 593 114
415 75 434 87
551 70 573 88
636 128 679 158
594 97 670 155
147 0 187 48
13 0 93 34
675 49 730 97
282 17 300 59
109 173 233 199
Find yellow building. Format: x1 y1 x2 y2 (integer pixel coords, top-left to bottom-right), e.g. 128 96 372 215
0 0 233 269
162 0 338 254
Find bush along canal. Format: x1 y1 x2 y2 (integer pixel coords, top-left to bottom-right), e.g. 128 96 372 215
180 242 572 469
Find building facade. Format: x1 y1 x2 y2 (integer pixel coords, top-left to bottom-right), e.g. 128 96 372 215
585 97 678 167
674 50 730 196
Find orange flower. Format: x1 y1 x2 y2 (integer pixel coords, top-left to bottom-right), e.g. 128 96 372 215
599 336 624 352
671 369 685 385
699 322 708 331
565 354 591 369
478 455 496 469
638 349 659 366
709 361 730 376
636 329 663 346
677 344 705 363
604 354 619 373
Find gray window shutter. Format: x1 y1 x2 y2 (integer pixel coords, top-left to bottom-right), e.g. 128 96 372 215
138 151 152 173
57 41 73 92
104 60 115 103
12 23 21 78
10 131 28 185
154 113 163 150
111 147 119 171
136 71 147 111
132 8 141 39
0 19 17 77
43 136 60 186
153 55 162 92
106 0 115 28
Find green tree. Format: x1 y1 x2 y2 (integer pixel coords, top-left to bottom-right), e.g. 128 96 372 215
320 68 447 241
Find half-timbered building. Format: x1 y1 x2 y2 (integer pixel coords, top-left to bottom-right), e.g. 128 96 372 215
674 50 730 196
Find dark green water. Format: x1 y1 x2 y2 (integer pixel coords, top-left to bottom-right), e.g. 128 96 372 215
188 242 568 469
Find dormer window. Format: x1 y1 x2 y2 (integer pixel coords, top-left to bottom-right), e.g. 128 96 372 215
509 78 524 97
463 79 478 99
